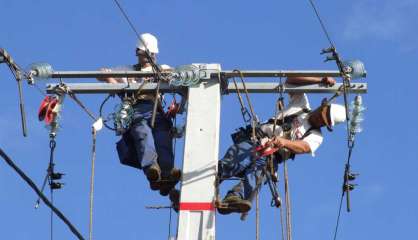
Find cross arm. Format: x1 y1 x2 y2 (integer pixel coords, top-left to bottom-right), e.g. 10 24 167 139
46 82 367 95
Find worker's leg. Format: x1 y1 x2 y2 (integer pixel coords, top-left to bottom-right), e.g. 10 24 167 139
218 141 253 180
130 119 158 168
218 141 265 214
242 168 264 200
129 102 160 176
152 113 174 178
225 157 266 200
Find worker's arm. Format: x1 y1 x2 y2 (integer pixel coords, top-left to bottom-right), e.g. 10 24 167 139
270 136 311 154
97 68 124 84
286 76 336 86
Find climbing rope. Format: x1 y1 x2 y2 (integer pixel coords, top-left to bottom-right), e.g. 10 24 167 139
279 198 286 240
279 97 293 240
231 71 263 230
283 160 292 240
271 77 297 240
232 70 258 141
89 127 97 240
230 70 263 226
270 77 292 240
231 74 251 125
256 189 260 240
233 70 261 240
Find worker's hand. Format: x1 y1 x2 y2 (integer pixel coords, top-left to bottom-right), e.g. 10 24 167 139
100 68 112 73
269 136 287 149
98 68 120 83
321 77 336 86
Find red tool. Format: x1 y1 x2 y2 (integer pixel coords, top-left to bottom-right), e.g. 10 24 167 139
165 99 180 118
38 96 59 124
254 143 280 159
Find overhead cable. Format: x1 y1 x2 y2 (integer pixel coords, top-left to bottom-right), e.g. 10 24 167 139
111 0 166 128
307 0 335 48
0 148 85 240
89 128 98 240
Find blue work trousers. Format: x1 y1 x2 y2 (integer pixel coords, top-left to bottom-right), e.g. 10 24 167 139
118 101 174 177
218 141 276 200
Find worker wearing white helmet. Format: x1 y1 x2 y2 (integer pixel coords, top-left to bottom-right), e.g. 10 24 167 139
137 33 159 53
97 33 181 197
217 76 347 215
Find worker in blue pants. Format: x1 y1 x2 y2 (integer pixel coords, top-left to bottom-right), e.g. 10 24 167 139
98 33 181 196
217 76 347 214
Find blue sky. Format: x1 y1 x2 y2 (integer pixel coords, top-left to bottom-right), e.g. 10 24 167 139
1 0 417 239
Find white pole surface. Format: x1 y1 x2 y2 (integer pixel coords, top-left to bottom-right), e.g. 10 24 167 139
177 65 221 240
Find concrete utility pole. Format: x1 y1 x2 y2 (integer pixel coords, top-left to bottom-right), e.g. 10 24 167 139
44 64 367 240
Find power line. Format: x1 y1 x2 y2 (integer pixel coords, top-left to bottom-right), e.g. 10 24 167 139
333 190 345 240
111 0 167 127
307 0 335 48
112 0 141 39
0 148 85 240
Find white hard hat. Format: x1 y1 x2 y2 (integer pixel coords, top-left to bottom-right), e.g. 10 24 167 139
329 104 346 127
160 64 171 70
136 33 159 54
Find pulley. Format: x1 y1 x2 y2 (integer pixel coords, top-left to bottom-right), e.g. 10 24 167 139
38 95 60 124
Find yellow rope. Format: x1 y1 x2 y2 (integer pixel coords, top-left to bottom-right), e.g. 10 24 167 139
89 127 97 240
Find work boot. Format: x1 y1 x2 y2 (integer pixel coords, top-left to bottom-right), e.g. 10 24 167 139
169 189 180 213
159 168 182 196
149 181 161 191
217 193 252 215
144 163 161 183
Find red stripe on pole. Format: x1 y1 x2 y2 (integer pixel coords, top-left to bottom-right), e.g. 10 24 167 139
179 202 215 211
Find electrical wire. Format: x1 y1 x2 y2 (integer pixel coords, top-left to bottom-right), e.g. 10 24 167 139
89 128 97 240
307 0 335 48
0 148 85 240
99 94 117 131
307 0 351 125
167 207 173 240
333 146 354 240
306 1 362 239
333 190 345 240
67 91 97 121
112 0 141 39
48 139 57 240
50 187 54 240
111 0 167 128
